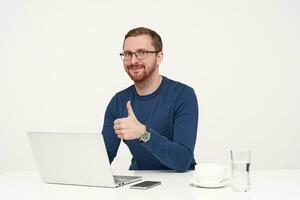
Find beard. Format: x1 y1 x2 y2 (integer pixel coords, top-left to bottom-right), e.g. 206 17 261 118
126 62 157 83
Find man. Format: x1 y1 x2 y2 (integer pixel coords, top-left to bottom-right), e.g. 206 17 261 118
102 27 199 172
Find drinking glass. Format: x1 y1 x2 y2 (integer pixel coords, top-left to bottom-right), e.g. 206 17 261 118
230 149 251 192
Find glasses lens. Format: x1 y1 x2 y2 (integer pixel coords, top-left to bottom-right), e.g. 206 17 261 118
124 52 132 60
136 51 147 59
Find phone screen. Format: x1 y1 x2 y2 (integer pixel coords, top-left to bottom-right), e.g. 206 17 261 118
130 181 161 189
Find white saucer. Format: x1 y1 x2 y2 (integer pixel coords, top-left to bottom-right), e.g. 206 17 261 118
189 177 230 188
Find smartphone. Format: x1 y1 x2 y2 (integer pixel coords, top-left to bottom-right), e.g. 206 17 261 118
129 181 161 189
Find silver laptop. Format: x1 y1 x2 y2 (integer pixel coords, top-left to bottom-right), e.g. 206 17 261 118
27 132 142 187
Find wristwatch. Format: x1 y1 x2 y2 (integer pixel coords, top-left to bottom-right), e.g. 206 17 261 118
139 125 151 143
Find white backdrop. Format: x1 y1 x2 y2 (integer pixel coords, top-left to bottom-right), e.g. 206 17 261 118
1 0 299 173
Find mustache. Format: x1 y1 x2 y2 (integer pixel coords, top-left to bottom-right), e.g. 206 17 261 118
128 64 145 69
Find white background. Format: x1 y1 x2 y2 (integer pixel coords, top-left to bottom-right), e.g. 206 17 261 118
1 0 299 173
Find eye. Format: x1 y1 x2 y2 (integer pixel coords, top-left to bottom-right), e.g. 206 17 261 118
137 51 147 56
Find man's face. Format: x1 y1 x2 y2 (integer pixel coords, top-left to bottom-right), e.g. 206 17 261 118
122 35 162 83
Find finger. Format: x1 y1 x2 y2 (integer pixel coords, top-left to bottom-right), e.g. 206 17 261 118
117 133 128 140
113 124 123 130
115 128 125 135
115 127 121 133
114 119 121 125
126 100 136 118
115 129 125 140
114 118 127 125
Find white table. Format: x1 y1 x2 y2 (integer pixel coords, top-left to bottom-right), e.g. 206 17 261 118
0 170 299 200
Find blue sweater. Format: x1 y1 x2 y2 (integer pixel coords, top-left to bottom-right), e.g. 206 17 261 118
102 76 199 172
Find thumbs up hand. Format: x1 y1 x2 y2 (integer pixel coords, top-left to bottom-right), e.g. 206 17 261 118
113 101 146 140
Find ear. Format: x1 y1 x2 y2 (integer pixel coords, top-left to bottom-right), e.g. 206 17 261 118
156 51 163 65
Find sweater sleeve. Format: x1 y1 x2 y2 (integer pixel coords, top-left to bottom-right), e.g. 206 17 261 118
101 95 121 163
143 87 199 172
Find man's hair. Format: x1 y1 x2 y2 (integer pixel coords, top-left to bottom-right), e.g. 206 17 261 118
123 27 163 52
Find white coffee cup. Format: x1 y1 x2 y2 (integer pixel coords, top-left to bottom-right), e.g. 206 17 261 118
195 163 229 184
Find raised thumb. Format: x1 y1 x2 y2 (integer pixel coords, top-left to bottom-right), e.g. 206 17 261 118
126 100 135 117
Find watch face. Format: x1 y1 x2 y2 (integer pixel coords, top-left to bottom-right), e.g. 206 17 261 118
141 132 150 142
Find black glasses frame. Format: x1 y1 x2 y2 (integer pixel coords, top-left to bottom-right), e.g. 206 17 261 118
119 50 160 60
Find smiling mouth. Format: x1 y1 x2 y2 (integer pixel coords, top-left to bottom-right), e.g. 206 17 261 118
131 67 143 70
129 65 144 71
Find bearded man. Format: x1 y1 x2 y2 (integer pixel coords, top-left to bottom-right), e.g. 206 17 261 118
102 27 199 172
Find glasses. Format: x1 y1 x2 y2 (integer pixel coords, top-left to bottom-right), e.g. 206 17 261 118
119 50 160 61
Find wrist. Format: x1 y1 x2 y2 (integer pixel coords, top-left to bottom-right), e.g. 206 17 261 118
139 125 147 138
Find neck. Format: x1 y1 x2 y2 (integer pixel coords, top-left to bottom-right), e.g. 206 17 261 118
134 73 162 96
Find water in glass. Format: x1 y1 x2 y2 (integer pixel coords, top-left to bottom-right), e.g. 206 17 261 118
231 160 250 192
